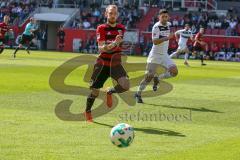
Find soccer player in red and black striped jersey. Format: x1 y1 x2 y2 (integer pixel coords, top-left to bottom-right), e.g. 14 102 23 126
193 28 207 66
84 5 130 122
0 15 10 54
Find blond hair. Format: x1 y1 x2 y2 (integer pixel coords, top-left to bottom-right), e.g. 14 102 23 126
106 5 118 12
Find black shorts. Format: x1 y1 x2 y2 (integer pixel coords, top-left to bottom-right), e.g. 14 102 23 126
21 34 34 44
0 38 5 46
59 39 64 44
90 63 128 89
194 45 203 52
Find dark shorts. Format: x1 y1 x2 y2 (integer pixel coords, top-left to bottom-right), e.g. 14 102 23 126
90 63 128 89
59 39 64 44
21 34 34 44
0 38 5 46
194 45 203 52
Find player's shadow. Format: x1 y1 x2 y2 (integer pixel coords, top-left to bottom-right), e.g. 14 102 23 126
145 103 224 113
93 121 186 137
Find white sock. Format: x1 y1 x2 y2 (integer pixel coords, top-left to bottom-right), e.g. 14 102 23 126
184 53 189 61
137 80 148 95
158 71 172 80
170 51 178 58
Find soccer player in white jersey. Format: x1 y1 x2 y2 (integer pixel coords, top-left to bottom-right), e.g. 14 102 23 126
135 9 177 103
170 24 193 66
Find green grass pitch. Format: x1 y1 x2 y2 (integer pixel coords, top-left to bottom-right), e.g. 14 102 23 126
0 49 240 160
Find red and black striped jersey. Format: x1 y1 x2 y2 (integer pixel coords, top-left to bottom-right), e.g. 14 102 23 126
0 22 10 39
194 32 204 47
96 23 126 67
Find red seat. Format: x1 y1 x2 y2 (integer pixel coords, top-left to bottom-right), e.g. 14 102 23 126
237 28 240 35
177 26 183 30
172 27 179 32
211 29 218 35
205 29 212 34
218 29 225 35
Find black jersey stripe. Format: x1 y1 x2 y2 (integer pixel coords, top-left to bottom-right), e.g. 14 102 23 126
101 51 122 55
105 35 117 39
104 27 124 31
159 35 166 39
99 57 121 61
158 26 170 31
181 35 191 38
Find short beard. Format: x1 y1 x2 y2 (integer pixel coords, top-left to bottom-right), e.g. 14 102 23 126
161 21 167 25
108 20 116 25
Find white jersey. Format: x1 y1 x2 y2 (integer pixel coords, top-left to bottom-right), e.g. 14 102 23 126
147 21 171 64
175 29 193 49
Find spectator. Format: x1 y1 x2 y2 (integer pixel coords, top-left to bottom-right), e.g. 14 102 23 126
222 19 229 29
139 34 145 54
53 0 58 8
229 19 237 35
48 0 53 8
191 24 197 34
226 43 235 61
226 26 232 36
72 19 79 28
147 9 240 36
215 20 222 29
79 38 83 53
235 44 240 61
8 29 15 49
207 42 219 60
89 38 97 53
41 27 48 50
83 19 91 29
72 2 142 30
143 39 152 56
57 26 65 51
237 23 240 36
216 44 227 61
207 19 215 29
0 0 38 26
92 8 100 17
179 18 185 27
172 19 179 27
84 37 97 54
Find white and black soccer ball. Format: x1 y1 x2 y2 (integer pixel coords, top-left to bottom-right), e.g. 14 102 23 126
110 123 134 147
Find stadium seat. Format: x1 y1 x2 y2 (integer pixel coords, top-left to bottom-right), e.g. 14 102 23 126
218 29 226 35
205 29 212 34
211 29 219 35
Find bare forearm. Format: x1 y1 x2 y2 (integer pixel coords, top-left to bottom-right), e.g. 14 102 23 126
31 29 38 33
195 39 201 43
99 42 118 52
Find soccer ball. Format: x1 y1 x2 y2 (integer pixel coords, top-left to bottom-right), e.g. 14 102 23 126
110 123 134 147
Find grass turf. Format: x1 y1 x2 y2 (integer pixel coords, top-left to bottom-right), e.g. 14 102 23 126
0 49 240 160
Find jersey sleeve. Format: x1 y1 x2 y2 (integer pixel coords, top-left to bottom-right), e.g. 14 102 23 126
175 30 179 35
152 26 160 40
195 33 200 41
175 29 182 36
7 25 11 31
96 25 105 42
122 25 126 36
190 31 193 39
25 24 30 32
